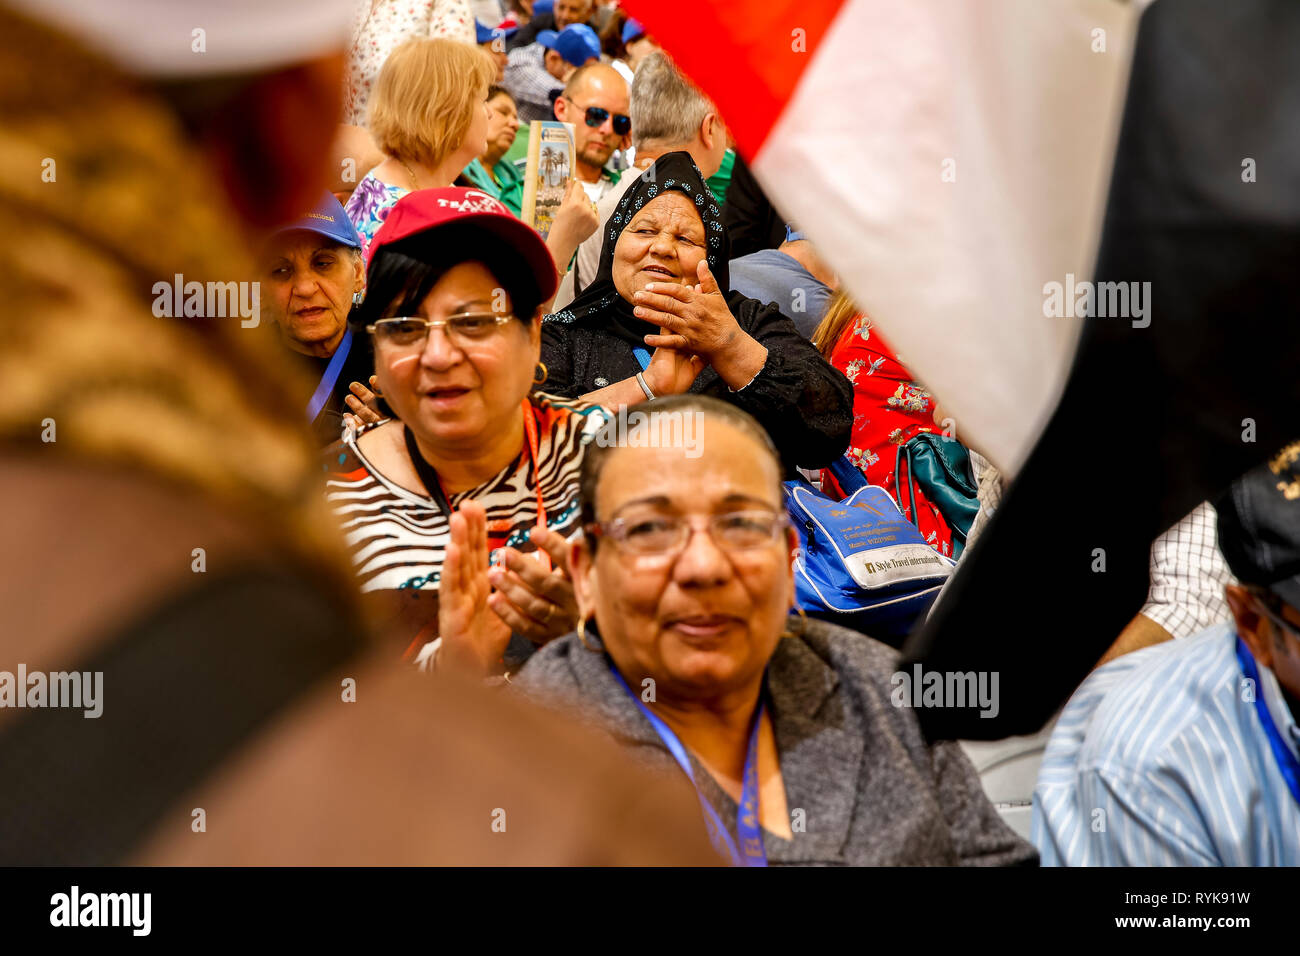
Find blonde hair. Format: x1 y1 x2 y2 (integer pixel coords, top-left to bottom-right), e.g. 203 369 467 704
811 290 865 357
367 38 495 167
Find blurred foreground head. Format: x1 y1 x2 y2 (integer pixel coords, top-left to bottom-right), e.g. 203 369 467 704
0 1 719 866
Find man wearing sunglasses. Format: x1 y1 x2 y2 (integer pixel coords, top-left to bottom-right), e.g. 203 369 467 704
553 63 630 203
1033 442 1300 865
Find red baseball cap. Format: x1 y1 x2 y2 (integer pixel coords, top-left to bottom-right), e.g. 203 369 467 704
369 187 558 302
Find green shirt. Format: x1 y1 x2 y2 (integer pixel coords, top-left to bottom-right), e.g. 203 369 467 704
707 148 736 207
461 157 524 218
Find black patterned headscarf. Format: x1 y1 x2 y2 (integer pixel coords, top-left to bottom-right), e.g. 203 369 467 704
545 151 729 341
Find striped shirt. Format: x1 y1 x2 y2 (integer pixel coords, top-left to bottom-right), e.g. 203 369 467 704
324 394 609 656
1032 622 1300 865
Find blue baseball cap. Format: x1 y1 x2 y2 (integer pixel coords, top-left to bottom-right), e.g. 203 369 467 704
534 0 554 14
272 192 361 249
476 19 517 45
621 18 646 45
538 23 601 67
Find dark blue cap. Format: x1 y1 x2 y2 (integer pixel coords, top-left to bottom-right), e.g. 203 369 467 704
621 18 646 45
476 19 517 44
1217 442 1300 609
271 192 361 249
534 0 554 14
538 23 600 67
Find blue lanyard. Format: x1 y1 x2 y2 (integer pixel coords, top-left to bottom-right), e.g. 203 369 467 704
609 665 767 866
632 347 651 371
1236 637 1300 807
306 328 353 422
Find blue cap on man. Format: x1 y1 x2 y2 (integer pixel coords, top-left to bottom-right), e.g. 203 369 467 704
534 0 554 14
621 18 646 45
272 192 362 249
538 23 601 67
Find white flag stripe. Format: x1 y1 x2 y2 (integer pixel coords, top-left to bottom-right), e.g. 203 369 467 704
752 0 1136 473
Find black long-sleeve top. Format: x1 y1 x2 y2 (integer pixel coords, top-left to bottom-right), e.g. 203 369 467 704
540 294 853 472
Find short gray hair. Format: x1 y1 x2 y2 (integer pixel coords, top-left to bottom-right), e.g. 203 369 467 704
629 52 714 151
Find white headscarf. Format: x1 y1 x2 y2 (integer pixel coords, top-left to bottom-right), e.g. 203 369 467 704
2 0 354 76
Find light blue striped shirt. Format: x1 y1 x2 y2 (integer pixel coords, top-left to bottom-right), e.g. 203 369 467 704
1032 622 1300 865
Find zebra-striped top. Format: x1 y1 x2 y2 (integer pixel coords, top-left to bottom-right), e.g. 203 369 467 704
324 394 611 655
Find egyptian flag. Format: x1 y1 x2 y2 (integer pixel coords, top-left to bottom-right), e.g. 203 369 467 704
623 0 1135 474
628 0 1300 736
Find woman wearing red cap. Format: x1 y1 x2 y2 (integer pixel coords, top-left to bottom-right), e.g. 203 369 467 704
326 187 609 678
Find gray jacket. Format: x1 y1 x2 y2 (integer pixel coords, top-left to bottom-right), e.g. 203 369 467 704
515 617 1037 866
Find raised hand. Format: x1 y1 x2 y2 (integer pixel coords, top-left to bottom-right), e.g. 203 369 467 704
644 334 706 396
487 524 579 643
546 178 599 260
343 374 384 430
634 259 743 364
438 500 512 677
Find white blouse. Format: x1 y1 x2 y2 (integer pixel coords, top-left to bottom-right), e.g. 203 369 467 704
343 0 477 125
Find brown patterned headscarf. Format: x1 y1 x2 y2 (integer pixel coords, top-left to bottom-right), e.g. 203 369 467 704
0 8 356 594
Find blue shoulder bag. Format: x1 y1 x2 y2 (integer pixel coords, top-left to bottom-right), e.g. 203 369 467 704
786 469 956 644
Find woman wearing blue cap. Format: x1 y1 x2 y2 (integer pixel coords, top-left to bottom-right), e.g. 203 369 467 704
262 192 382 445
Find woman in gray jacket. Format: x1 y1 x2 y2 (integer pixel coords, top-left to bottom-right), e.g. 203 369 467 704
511 394 1036 866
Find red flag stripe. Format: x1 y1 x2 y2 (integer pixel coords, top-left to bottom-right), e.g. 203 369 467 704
622 0 848 159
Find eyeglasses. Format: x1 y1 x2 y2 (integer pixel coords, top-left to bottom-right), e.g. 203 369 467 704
366 313 514 350
587 510 787 557
565 97 631 136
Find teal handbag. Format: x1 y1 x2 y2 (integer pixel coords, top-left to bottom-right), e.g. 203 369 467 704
893 432 980 558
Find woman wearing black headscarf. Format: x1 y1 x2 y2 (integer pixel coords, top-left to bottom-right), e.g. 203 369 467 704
541 152 851 470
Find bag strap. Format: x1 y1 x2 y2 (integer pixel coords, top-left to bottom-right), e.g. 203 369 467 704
893 442 918 525
0 567 364 864
826 454 869 495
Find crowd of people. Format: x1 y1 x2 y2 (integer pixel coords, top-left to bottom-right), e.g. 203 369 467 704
5 0 1297 869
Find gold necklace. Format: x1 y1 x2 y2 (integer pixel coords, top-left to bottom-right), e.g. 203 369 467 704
398 158 421 191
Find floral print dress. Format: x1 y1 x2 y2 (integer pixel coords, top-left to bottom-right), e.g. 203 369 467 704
821 315 957 557
344 173 410 261
343 0 476 125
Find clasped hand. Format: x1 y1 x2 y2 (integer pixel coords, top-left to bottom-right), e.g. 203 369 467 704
437 500 578 678
633 259 740 363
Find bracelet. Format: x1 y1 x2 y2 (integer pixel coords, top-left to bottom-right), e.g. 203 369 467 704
728 367 762 393
635 371 655 400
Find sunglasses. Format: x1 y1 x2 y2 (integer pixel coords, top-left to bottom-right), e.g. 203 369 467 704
565 97 631 136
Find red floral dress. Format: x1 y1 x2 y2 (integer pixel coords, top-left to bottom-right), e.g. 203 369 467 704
820 315 956 557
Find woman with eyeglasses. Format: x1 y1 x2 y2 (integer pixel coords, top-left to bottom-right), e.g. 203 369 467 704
541 151 853 472
505 395 1036 865
325 187 610 674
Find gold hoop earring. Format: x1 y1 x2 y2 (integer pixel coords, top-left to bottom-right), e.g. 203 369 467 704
533 361 548 386
576 615 600 652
